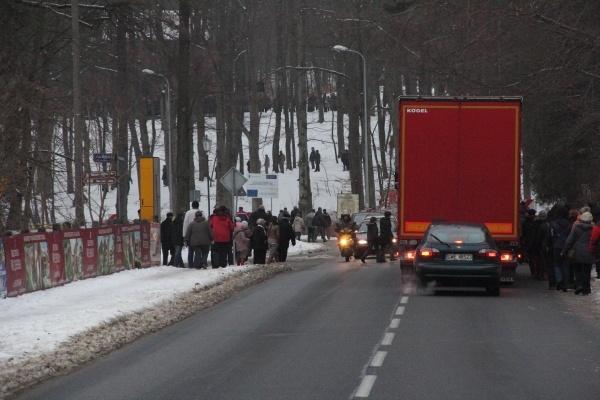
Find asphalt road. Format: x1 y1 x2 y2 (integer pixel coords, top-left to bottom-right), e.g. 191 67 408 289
14 246 600 400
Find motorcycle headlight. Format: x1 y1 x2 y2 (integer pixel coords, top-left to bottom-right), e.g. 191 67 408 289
339 238 348 245
392 238 397 243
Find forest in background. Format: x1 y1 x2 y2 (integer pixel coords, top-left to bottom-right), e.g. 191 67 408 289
0 0 598 231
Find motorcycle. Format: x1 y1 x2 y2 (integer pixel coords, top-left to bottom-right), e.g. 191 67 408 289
337 228 355 262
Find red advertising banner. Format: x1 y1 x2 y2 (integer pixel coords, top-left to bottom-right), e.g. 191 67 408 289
4 236 25 297
22 232 52 293
81 228 98 279
62 230 86 283
121 225 141 269
140 223 161 268
96 226 117 276
47 231 66 287
114 226 125 272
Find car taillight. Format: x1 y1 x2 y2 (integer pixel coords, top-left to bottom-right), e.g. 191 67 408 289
500 252 513 262
404 251 416 260
478 249 498 258
419 248 440 257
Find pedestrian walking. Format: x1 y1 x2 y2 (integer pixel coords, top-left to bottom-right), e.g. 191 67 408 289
249 204 268 229
341 149 349 171
314 150 321 172
313 207 328 242
210 205 235 268
323 209 332 239
533 210 554 286
562 211 595 295
379 211 397 261
170 213 185 268
182 200 200 268
160 212 175 266
233 221 251 265
264 154 270 174
293 211 305 241
184 211 213 269
309 147 316 170
267 216 280 264
252 218 268 264
278 212 296 262
278 150 286 173
306 209 316 242
550 206 571 291
361 216 379 263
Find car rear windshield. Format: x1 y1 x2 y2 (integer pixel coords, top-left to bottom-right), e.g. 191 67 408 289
358 220 397 233
427 227 486 244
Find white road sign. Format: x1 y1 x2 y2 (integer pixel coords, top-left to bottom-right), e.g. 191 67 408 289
245 174 279 198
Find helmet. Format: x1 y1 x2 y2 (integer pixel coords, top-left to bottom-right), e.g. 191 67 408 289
342 210 350 218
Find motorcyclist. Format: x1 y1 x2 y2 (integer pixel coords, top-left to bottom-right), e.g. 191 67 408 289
335 211 357 237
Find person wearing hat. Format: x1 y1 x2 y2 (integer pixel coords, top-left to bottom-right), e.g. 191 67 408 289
252 218 268 264
160 212 175 266
361 216 379 263
562 211 595 295
379 211 396 262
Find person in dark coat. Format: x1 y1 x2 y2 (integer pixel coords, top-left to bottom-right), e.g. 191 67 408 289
314 150 321 172
532 210 553 286
520 209 537 276
379 211 396 261
290 206 299 221
313 207 328 242
249 204 268 229
264 155 270 174
184 211 214 269
162 165 168 186
309 147 316 170
549 206 571 291
171 213 185 268
323 209 332 240
252 218 268 264
278 151 286 174
562 212 595 295
340 149 349 171
160 212 174 265
277 212 296 262
361 216 379 263
305 209 316 242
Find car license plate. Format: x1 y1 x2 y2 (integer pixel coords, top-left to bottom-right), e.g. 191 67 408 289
445 254 473 261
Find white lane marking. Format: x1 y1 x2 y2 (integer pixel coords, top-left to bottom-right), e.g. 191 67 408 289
390 318 401 329
381 332 395 345
400 296 409 304
395 306 405 315
370 351 387 367
355 375 377 398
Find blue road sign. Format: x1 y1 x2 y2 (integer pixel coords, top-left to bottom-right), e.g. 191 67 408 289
93 153 114 163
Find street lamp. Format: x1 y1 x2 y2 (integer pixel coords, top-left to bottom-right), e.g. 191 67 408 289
142 68 174 213
333 45 370 209
202 136 212 214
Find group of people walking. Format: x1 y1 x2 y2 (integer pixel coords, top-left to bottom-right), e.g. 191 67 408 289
520 202 600 296
160 202 302 269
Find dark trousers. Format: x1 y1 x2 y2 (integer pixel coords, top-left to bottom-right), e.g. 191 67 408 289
315 162 320 171
553 248 569 289
162 244 174 265
295 231 302 241
192 245 210 268
362 241 379 261
212 242 230 267
278 246 289 262
308 227 316 242
253 249 267 265
573 262 593 294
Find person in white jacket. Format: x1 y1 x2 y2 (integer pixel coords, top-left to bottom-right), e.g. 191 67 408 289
182 201 200 267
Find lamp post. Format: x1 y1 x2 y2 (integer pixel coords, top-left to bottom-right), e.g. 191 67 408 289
142 69 174 213
333 45 370 209
203 136 212 214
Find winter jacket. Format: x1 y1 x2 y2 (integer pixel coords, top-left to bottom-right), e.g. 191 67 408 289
292 216 306 233
335 218 356 233
549 217 571 249
589 224 600 257
233 226 250 253
366 221 379 243
182 207 199 236
379 216 394 243
171 215 184 246
323 212 332 227
184 216 213 247
305 212 315 228
313 210 327 227
532 216 551 254
278 219 296 249
251 225 268 250
160 217 173 247
210 214 235 243
563 221 595 264
249 208 268 227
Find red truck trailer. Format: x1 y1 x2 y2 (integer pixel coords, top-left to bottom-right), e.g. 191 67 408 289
397 96 522 283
